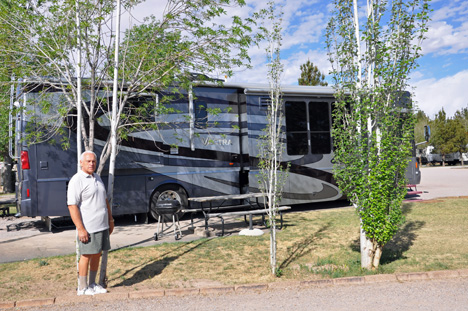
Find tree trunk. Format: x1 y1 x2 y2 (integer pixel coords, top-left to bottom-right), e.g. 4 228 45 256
270 215 277 275
360 225 374 269
373 245 383 269
360 224 384 269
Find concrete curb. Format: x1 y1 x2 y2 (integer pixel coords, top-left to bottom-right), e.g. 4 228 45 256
1 269 467 309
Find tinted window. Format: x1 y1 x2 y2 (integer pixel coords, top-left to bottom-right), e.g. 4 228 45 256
287 133 308 155
285 101 308 155
309 102 331 154
310 133 331 154
285 102 307 132
285 100 332 155
309 102 330 131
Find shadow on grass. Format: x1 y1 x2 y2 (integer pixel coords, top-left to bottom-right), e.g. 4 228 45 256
381 220 426 264
112 239 210 287
401 203 414 216
350 220 426 265
278 222 331 270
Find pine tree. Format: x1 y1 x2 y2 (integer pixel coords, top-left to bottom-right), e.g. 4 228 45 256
298 60 328 86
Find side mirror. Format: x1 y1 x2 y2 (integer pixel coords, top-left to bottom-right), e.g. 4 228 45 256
424 125 431 142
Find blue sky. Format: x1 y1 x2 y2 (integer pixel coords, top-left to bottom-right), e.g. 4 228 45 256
131 0 468 118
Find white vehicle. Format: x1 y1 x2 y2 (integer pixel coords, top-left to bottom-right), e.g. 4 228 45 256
423 146 459 166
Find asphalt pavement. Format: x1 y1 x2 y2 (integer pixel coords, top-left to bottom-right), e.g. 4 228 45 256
9 276 468 311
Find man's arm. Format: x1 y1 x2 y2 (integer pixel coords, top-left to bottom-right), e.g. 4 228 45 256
68 204 89 243
106 199 114 234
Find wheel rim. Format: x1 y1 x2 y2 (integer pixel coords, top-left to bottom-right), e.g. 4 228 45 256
158 190 181 202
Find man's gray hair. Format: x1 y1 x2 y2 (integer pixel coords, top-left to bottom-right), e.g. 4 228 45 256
80 150 97 161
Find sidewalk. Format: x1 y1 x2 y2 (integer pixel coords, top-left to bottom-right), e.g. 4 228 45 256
0 198 263 263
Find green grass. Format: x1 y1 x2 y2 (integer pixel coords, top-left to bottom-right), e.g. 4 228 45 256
1 197 468 301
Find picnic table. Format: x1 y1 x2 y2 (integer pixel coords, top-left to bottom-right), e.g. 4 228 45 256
185 193 290 236
0 198 15 217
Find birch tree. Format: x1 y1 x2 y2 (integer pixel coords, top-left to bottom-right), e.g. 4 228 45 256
99 0 257 173
0 0 51 192
2 0 257 173
0 0 139 154
257 2 288 276
326 0 430 269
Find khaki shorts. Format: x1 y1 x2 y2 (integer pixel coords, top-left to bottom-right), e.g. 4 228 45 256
78 229 111 255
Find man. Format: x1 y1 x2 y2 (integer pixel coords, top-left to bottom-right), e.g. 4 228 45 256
67 150 114 296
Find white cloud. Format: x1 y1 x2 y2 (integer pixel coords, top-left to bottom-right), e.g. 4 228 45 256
282 13 326 50
412 70 468 118
422 21 468 55
431 0 468 22
229 48 329 85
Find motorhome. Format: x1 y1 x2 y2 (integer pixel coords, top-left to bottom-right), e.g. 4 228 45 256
10 80 420 219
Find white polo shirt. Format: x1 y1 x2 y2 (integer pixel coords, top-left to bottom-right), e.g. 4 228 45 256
67 170 109 234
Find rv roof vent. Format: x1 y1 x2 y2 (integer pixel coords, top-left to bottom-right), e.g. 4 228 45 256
259 97 271 110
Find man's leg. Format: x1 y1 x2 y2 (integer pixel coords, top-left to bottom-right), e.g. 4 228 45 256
77 254 97 295
88 252 107 294
88 252 101 286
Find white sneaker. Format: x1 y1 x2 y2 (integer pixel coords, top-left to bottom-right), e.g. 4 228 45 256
77 287 94 296
89 283 107 294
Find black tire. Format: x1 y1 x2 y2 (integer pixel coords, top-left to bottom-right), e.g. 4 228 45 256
149 184 188 221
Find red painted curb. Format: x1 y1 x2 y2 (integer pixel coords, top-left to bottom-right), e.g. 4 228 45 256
333 276 365 285
128 289 165 299
15 298 55 308
165 288 199 296
396 272 429 282
235 284 269 292
364 274 397 283
200 286 235 295
427 270 460 279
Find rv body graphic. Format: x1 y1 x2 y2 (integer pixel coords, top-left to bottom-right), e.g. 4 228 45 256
11 81 412 218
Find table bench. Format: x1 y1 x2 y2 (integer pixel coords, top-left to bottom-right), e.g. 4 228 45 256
0 205 9 217
185 193 290 236
0 199 14 217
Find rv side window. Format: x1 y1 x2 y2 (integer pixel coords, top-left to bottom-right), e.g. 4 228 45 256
121 95 158 123
309 102 331 154
285 101 308 155
285 100 331 155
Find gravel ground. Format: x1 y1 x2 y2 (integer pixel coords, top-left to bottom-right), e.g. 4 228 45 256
17 278 468 311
